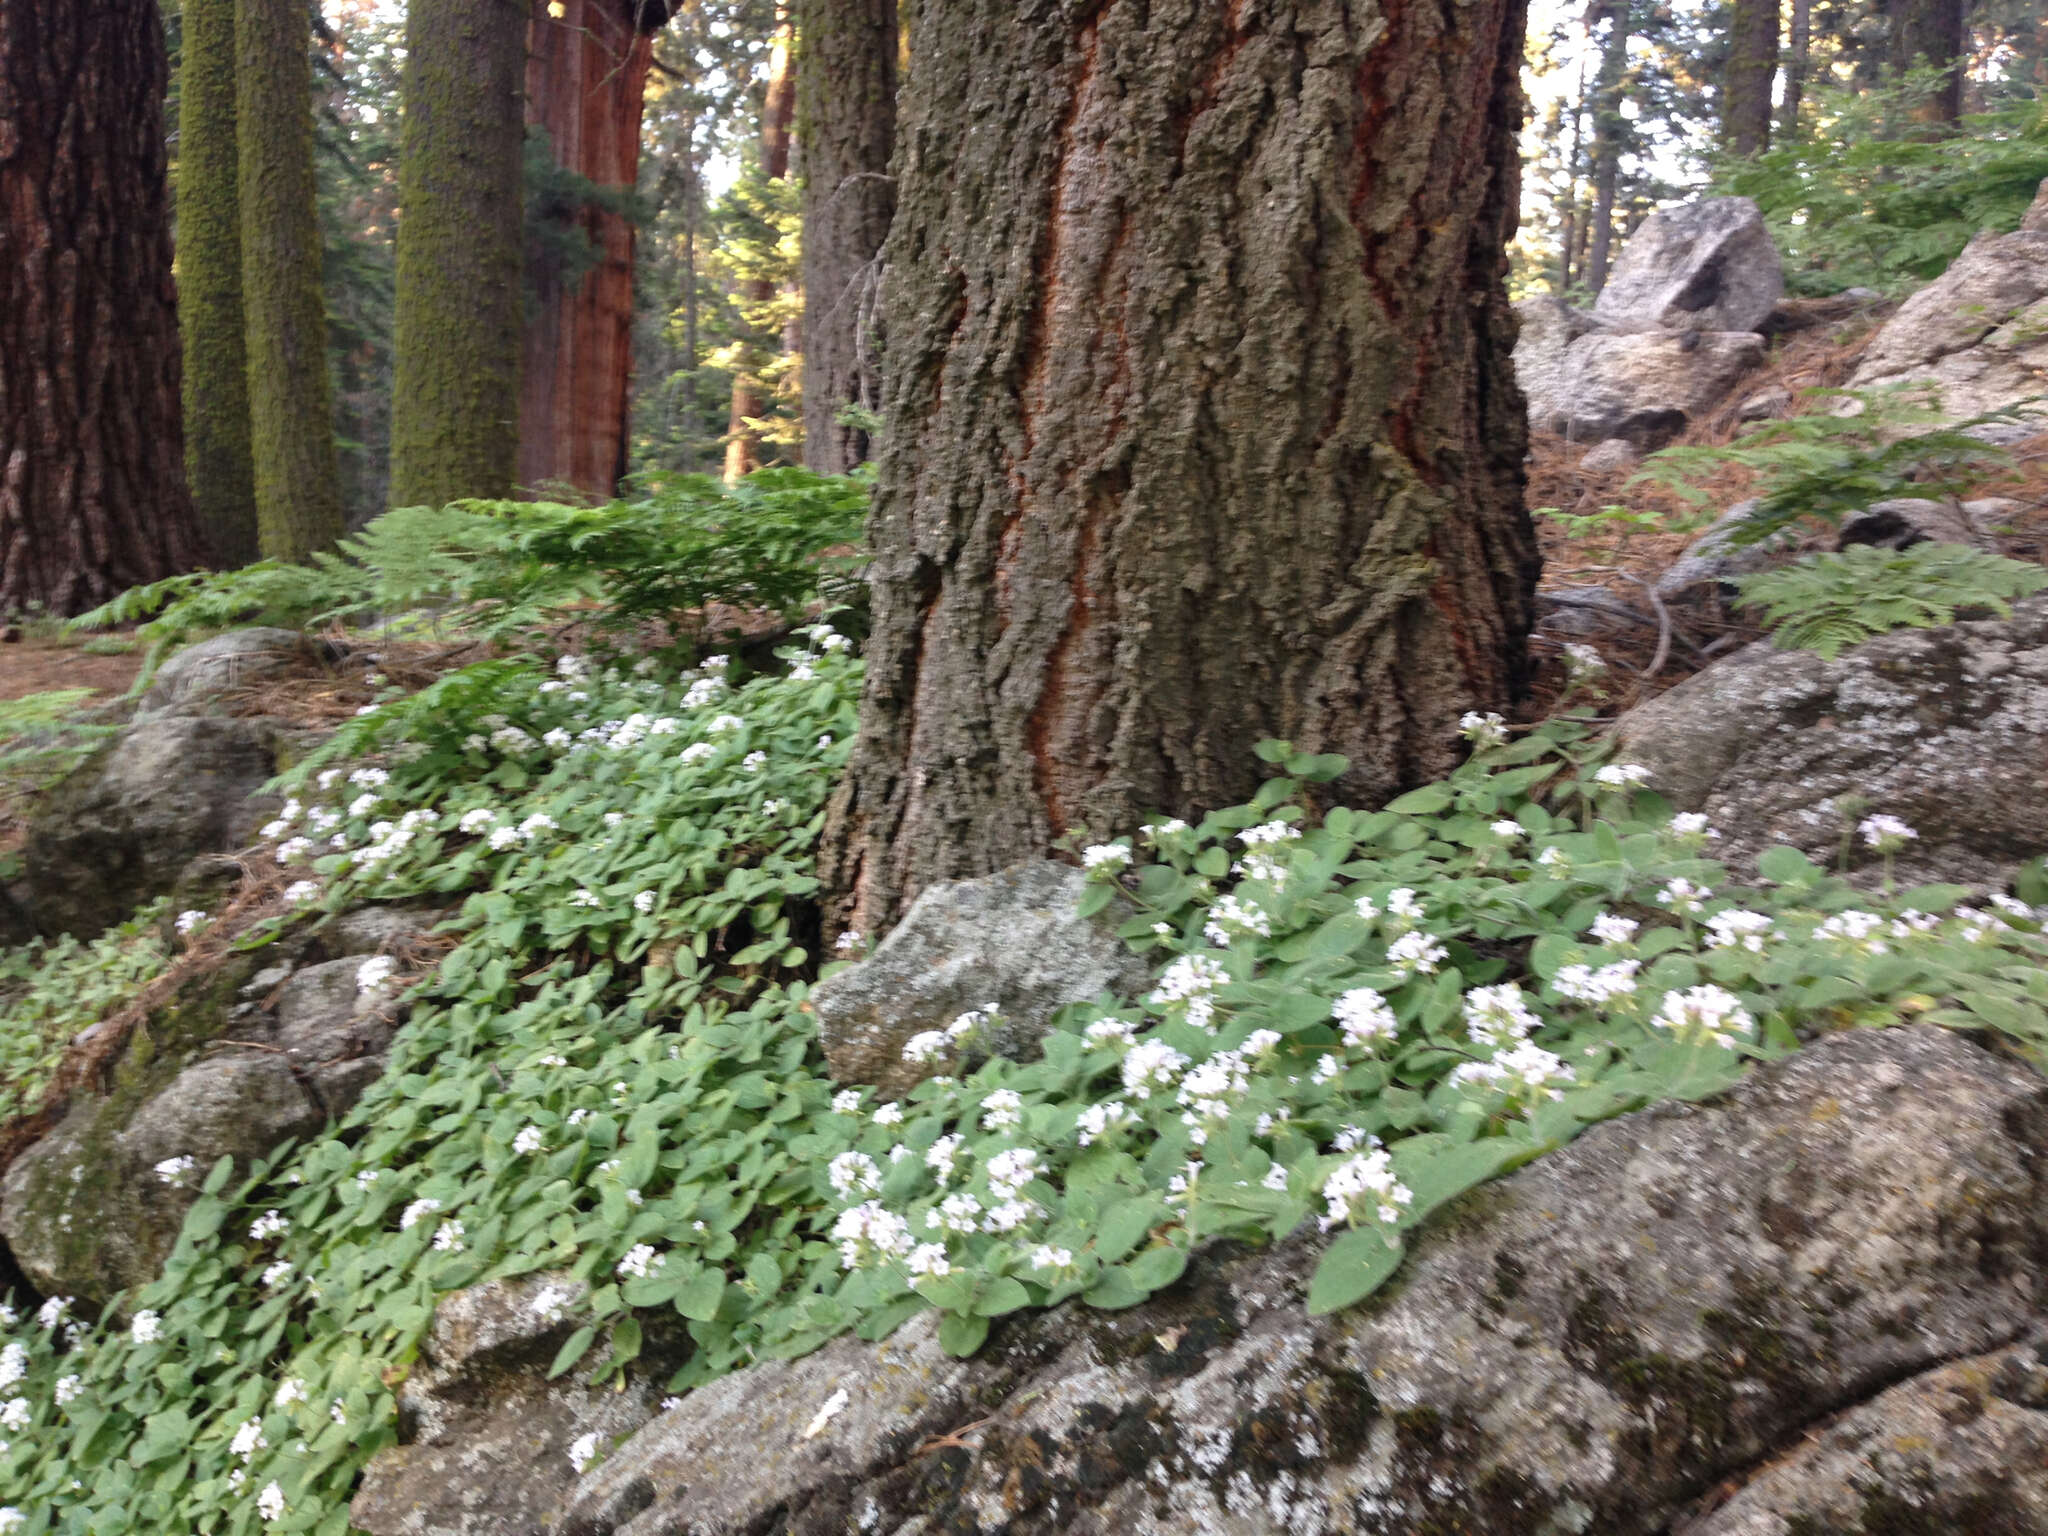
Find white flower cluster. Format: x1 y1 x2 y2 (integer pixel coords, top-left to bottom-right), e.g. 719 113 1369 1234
1147 954 1228 1030
1705 908 1776 953
1202 894 1271 948
1858 813 1918 850
1319 1148 1413 1234
1459 711 1509 747
1552 959 1640 1008
1651 984 1755 1048
1333 987 1398 1051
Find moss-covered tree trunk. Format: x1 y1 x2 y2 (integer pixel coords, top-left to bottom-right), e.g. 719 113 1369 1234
0 0 208 612
519 0 660 502
1722 0 1777 157
1779 0 1811 139
823 0 1540 937
177 0 258 566
797 0 897 475
722 24 796 484
392 0 529 508
237 0 343 558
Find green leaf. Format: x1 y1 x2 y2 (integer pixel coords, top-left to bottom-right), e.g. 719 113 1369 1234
676 1270 725 1322
1385 783 1454 816
974 1277 1034 1317
1123 1243 1188 1294
1757 845 1824 885
1082 1268 1148 1310
1306 1228 1405 1315
1094 1197 1162 1264
938 1311 991 1357
1076 883 1114 919
547 1325 597 1380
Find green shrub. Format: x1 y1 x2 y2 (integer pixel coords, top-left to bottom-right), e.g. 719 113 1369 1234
0 903 171 1123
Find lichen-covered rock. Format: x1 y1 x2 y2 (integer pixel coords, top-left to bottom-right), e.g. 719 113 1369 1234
137 627 326 717
21 714 295 938
1592 196 1785 335
1689 1339 2048 1535
351 1273 681 1536
551 1027 2048 1536
1652 498 1790 605
1850 178 2048 439
1611 594 2048 888
1577 437 1640 475
0 904 442 1303
813 860 1151 1098
1835 494 2001 552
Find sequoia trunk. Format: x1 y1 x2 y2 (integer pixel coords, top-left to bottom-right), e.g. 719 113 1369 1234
177 0 259 565
1884 0 1965 126
519 0 660 501
823 0 1540 936
1779 0 1811 139
0 0 207 611
391 0 529 508
797 0 898 475
1722 0 1777 158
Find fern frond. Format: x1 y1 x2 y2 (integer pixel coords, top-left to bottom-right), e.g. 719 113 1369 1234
1735 543 2048 658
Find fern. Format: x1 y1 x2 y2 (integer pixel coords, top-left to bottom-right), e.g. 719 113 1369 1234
1635 387 2017 548
1734 543 2048 658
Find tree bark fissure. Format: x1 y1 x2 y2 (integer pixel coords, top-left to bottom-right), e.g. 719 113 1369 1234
823 0 1539 937
0 0 206 613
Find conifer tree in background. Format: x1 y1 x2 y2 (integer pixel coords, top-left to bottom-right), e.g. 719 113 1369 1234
722 19 797 484
0 0 207 611
391 0 529 508
1584 0 1635 293
178 0 259 566
1722 0 1778 156
824 0 1540 935
238 0 344 557
797 0 897 475
520 0 671 502
1883 0 1967 125
1779 0 1813 138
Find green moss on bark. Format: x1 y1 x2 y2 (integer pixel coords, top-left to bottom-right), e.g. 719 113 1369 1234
235 0 344 559
390 0 528 509
176 0 257 567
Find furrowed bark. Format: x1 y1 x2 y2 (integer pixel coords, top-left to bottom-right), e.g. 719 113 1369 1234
0 0 207 612
823 0 1540 937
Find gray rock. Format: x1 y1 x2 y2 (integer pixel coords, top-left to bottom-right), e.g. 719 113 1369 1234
1736 384 1790 421
1689 1341 2048 1535
0 1047 321 1301
553 1027 2048 1536
1612 593 2048 888
351 1273 678 1536
1836 494 1998 552
813 860 1151 1098
1512 295 1612 435
1578 436 1640 475
1850 178 2048 433
21 714 290 938
1593 196 1785 336
271 957 404 1116
137 628 320 717
1653 498 1793 604
1525 330 1767 446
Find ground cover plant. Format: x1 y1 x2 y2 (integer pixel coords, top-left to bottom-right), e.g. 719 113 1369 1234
0 641 2042 1531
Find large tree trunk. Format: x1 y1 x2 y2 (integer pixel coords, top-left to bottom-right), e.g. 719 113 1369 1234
797 0 897 475
391 0 529 509
1584 0 1632 295
1885 0 1965 126
1779 0 1811 139
0 0 207 612
519 0 661 502
177 0 259 566
1722 0 1777 157
823 0 1539 937
238 0 344 558
722 22 796 484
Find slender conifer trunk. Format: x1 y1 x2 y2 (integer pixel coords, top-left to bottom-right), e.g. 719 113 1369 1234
391 0 529 508
238 0 344 557
722 21 795 483
797 0 897 475
1723 0 1777 157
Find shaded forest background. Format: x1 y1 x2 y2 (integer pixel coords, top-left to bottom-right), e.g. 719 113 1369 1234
157 0 2048 533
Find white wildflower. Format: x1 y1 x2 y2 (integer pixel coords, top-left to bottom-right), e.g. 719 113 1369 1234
1459 711 1509 747
1081 843 1131 870
249 1210 289 1241
828 1151 883 1200
1333 987 1399 1052
175 909 208 936
1594 763 1652 788
1650 984 1756 1048
1319 1148 1413 1233
1385 929 1447 979
129 1310 162 1345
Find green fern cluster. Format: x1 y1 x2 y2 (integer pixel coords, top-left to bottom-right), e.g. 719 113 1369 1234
1735 542 2048 658
69 467 870 668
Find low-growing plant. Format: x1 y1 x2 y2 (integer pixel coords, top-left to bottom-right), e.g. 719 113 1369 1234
1635 386 2018 549
1 667 2043 1532
1734 541 2048 657
68 467 870 674
0 902 171 1122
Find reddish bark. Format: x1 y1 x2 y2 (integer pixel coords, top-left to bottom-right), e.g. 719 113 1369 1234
519 0 662 502
0 0 207 613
